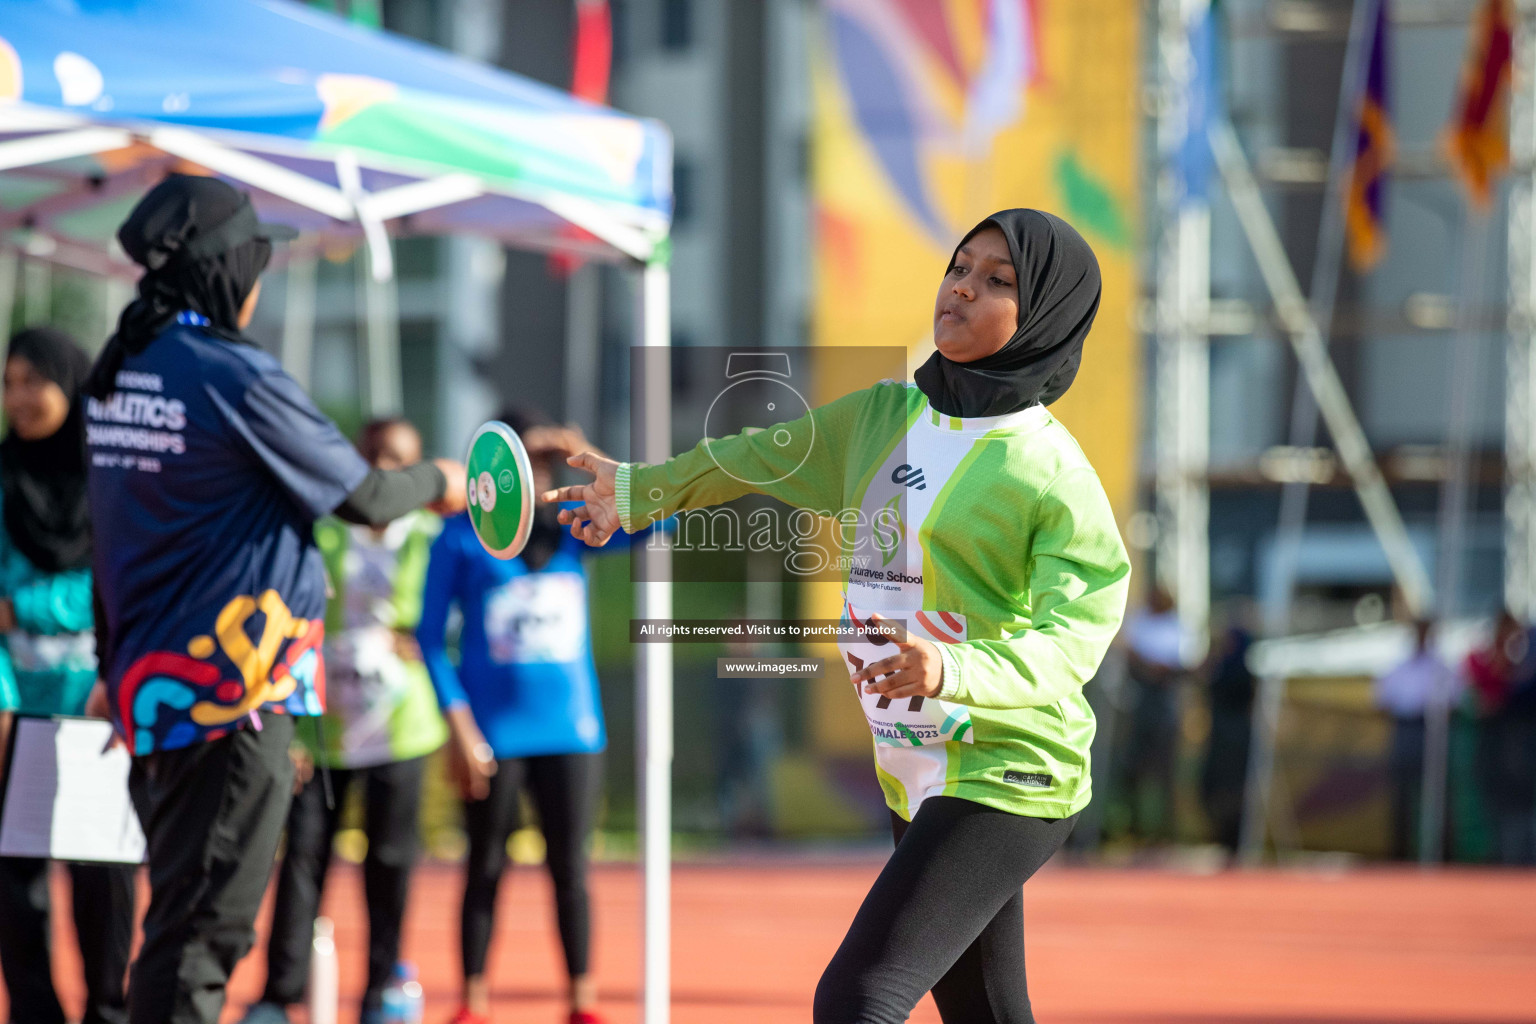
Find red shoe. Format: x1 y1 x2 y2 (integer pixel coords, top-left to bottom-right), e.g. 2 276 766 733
447 1008 489 1024
568 1011 607 1024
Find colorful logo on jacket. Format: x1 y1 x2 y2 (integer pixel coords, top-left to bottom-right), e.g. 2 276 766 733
826 0 1040 241
116 590 326 754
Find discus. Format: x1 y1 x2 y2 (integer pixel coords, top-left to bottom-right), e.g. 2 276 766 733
464 420 536 559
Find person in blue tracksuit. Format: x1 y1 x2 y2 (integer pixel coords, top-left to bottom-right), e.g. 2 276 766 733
419 408 645 1024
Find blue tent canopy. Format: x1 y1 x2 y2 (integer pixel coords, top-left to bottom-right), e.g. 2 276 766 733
0 0 672 273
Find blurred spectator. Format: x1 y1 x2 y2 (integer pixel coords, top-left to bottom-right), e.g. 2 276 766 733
1374 620 1458 860
0 327 135 1024
1199 602 1256 855
1463 613 1529 864
239 418 449 1024
418 407 647 1024
1503 627 1536 864
1118 586 1189 843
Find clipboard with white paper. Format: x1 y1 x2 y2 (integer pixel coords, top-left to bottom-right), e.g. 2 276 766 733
0 715 145 864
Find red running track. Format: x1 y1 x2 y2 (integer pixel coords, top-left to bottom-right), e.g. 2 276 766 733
9 861 1536 1023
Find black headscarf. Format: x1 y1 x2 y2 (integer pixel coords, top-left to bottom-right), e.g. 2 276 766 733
914 209 1102 419
85 174 294 399
1 328 93 573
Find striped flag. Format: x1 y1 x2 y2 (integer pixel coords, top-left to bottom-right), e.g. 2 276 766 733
1446 0 1514 210
1177 1 1221 207
1346 0 1393 272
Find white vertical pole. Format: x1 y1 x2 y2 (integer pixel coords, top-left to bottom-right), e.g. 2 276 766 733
1508 0 1536 622
283 241 319 392
358 244 402 418
1154 0 1211 665
1174 204 1211 664
635 259 672 1024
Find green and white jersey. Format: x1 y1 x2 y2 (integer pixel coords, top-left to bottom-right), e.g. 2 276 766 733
617 381 1131 820
310 511 449 769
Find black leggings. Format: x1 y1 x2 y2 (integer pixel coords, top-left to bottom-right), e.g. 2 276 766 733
263 757 426 1009
814 797 1077 1024
0 857 136 1024
460 752 601 980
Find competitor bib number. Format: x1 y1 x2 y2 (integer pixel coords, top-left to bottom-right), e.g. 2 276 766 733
839 596 974 747
465 421 535 560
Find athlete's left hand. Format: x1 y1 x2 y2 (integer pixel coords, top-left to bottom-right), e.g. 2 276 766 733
851 612 945 700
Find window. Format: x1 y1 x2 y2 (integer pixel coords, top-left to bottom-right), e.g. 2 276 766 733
661 0 691 51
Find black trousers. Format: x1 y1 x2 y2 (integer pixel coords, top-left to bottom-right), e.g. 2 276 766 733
127 711 296 1024
262 756 426 1010
460 753 601 981
813 797 1078 1024
1387 716 1426 861
0 856 136 1024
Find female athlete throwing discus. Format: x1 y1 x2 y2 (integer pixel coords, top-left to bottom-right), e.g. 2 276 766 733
545 209 1131 1024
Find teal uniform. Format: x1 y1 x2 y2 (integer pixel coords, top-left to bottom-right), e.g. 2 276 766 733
0 492 96 719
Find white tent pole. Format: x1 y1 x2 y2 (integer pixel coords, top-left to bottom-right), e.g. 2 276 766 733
635 258 672 1024
0 127 131 172
357 246 402 417
1209 119 1433 615
282 240 319 391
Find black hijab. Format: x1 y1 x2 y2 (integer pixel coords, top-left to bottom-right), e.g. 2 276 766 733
914 209 1102 419
85 174 293 399
1 328 93 573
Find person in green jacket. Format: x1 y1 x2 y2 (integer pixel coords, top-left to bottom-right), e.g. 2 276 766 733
547 210 1131 1024
0 327 136 1024
240 418 448 1024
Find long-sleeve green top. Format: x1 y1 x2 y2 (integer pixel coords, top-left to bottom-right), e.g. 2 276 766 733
617 380 1130 819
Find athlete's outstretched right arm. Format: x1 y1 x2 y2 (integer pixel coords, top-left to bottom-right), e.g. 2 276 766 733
545 387 869 546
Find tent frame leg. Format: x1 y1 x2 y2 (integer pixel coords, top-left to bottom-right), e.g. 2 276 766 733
634 261 673 1024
